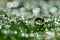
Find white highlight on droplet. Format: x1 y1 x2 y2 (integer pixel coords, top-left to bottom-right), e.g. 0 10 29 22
32 7 40 16
12 1 19 7
7 2 13 8
7 1 19 8
21 33 25 37
50 7 57 13
29 33 34 37
13 31 17 34
25 34 29 38
46 31 55 39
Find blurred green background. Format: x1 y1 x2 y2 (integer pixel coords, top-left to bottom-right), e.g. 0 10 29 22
0 0 60 40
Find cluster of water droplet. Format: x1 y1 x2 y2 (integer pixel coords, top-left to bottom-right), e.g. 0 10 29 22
0 0 60 40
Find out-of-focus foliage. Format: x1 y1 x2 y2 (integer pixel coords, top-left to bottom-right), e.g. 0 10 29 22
0 0 60 40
